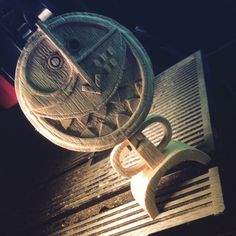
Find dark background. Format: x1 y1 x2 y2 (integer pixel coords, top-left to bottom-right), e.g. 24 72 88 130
0 0 236 235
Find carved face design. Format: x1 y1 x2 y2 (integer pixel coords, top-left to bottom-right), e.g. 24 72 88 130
15 13 154 152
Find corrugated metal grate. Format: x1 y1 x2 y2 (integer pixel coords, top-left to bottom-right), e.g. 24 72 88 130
149 51 213 151
12 51 224 236
44 167 224 236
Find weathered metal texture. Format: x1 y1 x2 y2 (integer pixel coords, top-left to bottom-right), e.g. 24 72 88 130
151 51 214 153
42 166 224 236
11 52 221 235
15 12 154 152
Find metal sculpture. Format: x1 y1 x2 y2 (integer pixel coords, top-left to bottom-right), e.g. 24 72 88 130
15 12 211 219
15 12 154 152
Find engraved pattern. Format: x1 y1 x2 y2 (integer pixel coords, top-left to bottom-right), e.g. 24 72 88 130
15 13 154 152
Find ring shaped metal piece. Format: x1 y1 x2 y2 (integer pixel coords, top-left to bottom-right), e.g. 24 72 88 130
110 115 172 178
138 114 172 152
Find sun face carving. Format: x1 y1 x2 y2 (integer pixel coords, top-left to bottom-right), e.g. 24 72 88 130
15 13 154 152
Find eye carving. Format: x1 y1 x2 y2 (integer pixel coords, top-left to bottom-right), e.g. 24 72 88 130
48 54 64 69
67 38 80 52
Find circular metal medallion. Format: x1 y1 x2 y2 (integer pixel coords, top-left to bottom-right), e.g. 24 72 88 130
15 12 154 152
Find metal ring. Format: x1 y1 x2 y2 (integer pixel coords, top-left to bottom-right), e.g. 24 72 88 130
110 139 146 178
137 114 172 152
110 115 172 178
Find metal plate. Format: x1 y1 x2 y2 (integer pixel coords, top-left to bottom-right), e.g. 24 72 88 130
15 13 154 152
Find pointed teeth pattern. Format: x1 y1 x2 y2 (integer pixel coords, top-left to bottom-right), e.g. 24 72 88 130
116 113 130 128
96 105 107 117
109 92 120 103
81 84 101 94
60 119 73 130
78 114 90 127
125 98 140 113
80 127 97 138
99 123 114 136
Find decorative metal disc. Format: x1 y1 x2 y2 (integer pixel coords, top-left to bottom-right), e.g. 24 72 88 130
15 12 154 152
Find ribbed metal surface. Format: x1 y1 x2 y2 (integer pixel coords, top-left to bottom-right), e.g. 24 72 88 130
40 167 224 236
12 51 221 236
149 51 213 150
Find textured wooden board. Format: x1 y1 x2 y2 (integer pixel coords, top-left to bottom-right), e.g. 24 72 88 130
11 51 222 236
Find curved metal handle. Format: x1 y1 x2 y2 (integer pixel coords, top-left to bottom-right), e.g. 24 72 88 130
137 115 172 152
110 115 172 178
